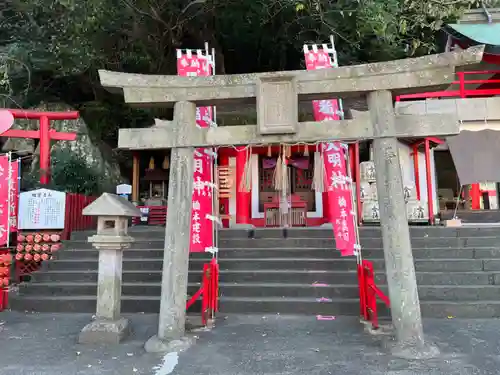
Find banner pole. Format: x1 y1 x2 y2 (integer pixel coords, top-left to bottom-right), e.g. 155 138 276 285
6 152 12 248
204 42 218 263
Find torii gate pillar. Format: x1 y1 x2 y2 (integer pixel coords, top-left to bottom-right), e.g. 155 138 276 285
369 91 437 358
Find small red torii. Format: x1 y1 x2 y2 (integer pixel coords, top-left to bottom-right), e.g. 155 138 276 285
0 109 78 184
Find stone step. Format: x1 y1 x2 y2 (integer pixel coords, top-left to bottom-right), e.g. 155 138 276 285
32 270 205 284
31 269 499 286
7 294 386 315
54 247 500 260
17 282 500 301
65 234 500 250
217 297 500 319
69 226 500 241
17 282 203 298
11 292 500 318
43 257 496 272
217 258 491 272
65 240 165 250
217 227 500 239
219 236 500 249
55 248 212 260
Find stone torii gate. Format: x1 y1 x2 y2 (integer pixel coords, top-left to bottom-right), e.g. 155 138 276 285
99 45 483 356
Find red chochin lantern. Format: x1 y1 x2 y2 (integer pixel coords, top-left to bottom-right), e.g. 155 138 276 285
50 234 61 242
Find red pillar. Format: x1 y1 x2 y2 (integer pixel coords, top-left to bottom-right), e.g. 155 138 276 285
235 146 251 225
39 115 50 185
354 142 361 226
219 152 230 228
412 144 421 200
424 139 434 224
470 183 481 210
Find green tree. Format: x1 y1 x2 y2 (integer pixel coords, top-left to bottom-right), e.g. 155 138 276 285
0 0 498 147
23 148 102 195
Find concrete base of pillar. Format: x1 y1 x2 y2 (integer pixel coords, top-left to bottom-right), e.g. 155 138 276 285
78 317 130 344
144 335 196 354
384 339 440 360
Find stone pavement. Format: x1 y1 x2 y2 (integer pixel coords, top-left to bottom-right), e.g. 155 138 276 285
0 312 499 374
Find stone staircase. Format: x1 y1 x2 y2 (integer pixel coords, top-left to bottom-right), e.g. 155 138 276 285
9 226 500 318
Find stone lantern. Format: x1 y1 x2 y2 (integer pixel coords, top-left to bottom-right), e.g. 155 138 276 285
78 193 141 344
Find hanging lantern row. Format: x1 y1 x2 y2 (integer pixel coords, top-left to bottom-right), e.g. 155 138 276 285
18 233 61 244
0 253 12 287
16 232 63 263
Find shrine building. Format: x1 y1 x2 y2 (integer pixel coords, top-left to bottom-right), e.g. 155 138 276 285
125 8 500 228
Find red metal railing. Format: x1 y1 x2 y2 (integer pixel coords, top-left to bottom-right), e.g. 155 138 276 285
186 258 219 326
397 70 500 101
359 260 390 329
62 193 97 240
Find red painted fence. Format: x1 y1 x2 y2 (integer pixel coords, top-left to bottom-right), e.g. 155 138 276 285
62 193 97 240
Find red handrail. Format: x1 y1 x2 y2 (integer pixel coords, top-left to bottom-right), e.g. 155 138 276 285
396 70 500 101
185 258 219 326
359 260 390 329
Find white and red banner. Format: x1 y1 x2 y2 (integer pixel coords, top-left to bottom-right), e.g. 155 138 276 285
177 50 215 253
304 45 359 256
0 155 19 246
9 160 19 233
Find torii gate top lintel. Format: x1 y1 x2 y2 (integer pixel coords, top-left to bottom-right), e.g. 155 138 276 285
101 46 485 150
99 45 484 107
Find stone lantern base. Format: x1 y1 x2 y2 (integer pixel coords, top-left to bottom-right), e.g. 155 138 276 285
78 317 130 344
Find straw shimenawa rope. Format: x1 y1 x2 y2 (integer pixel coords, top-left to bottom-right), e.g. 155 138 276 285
238 146 252 192
312 145 326 192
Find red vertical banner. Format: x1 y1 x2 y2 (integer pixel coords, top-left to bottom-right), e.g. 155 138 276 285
9 160 19 233
177 50 215 253
304 46 359 256
0 156 10 246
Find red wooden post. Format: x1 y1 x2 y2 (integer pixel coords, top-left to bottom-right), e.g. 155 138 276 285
0 109 78 184
235 146 251 225
424 139 434 224
39 115 50 184
354 142 361 225
412 143 421 200
470 183 481 210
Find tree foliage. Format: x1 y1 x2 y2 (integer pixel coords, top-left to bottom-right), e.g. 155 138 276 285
0 0 498 145
22 148 103 195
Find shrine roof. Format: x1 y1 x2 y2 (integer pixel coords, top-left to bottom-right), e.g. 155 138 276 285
445 23 500 55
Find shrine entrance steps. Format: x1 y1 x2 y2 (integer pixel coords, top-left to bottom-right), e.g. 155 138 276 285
8 226 500 318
